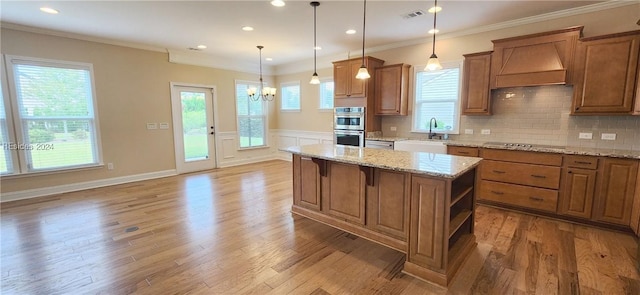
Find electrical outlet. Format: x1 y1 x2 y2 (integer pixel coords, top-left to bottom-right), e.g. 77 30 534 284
464 129 474 135
481 129 491 135
146 123 157 130
601 133 616 140
390 126 397 131
107 163 114 170
579 132 593 139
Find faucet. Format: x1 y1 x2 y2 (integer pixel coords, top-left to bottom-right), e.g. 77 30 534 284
428 117 438 139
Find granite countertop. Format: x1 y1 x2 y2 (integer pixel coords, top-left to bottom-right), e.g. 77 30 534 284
445 141 640 160
281 144 482 179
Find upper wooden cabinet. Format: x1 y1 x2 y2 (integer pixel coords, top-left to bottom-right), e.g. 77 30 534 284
571 30 640 115
461 52 492 115
333 57 384 99
374 64 411 116
490 26 582 89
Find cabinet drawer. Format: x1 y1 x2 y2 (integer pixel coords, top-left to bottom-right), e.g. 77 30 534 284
447 146 479 157
478 180 558 213
480 160 561 189
564 155 598 170
481 149 563 166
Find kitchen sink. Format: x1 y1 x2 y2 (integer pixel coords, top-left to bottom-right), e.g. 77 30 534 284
393 140 447 154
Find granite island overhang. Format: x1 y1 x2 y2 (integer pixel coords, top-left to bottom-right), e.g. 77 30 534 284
281 144 483 286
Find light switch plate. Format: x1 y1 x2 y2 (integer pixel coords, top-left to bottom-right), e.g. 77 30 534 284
146 123 157 130
464 129 474 135
159 123 169 129
390 126 397 131
601 133 616 140
481 129 491 135
579 132 592 139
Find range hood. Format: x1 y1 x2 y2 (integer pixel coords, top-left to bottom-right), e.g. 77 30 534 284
490 26 583 89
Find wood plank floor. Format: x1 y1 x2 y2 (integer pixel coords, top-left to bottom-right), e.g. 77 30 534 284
1 160 639 294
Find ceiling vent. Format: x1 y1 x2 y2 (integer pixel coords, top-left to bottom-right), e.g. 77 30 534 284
187 47 202 51
402 10 426 19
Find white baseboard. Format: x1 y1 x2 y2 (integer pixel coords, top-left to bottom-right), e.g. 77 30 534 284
0 169 177 203
218 154 281 168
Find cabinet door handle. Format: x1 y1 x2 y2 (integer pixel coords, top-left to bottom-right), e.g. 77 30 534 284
492 170 506 174
531 174 547 179
575 161 592 165
529 196 544 202
568 170 573 174
490 190 504 195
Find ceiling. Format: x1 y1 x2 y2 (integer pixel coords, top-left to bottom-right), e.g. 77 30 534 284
1 0 611 72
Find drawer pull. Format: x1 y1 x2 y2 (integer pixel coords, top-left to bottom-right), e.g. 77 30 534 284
458 151 469 155
529 196 544 202
490 191 504 195
492 170 506 174
575 161 592 165
530 174 547 179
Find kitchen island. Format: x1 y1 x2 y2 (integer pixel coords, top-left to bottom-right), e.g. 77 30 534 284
281 144 483 286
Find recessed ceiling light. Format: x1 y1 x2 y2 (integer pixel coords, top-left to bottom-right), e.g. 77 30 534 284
265 57 273 61
197 45 207 49
271 0 285 7
428 6 442 13
314 46 322 50
345 29 356 35
40 7 59 14
428 29 439 34
242 26 254 31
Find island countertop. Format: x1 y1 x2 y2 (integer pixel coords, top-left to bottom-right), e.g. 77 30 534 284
281 144 482 179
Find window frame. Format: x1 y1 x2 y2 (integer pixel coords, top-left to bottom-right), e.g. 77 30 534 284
411 61 463 135
279 81 301 112
234 79 269 150
318 77 334 111
3 55 104 175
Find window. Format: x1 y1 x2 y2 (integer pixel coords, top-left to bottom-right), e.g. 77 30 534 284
412 62 462 134
319 79 334 110
1 82 13 174
280 81 300 111
235 80 267 148
3 55 102 174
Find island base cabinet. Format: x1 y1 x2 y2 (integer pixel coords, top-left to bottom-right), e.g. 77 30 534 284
366 169 410 240
408 176 446 271
293 155 324 211
323 162 367 225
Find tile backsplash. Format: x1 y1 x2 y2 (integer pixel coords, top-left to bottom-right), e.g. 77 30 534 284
381 85 640 151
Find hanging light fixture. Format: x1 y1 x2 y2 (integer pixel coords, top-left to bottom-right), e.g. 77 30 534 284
310 2 320 85
425 0 443 71
247 45 276 101
355 0 370 79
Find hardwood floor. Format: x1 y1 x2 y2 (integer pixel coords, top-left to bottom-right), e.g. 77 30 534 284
1 160 639 294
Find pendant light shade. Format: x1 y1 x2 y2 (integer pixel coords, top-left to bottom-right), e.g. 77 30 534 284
310 2 321 84
356 0 370 80
425 0 443 71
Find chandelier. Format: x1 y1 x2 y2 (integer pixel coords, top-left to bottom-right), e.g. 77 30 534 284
247 45 276 101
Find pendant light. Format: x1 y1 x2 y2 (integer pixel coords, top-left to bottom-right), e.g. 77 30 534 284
425 0 443 71
355 0 370 79
247 45 276 101
309 2 320 85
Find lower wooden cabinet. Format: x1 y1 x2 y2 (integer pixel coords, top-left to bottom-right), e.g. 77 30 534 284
323 161 367 225
559 168 596 219
593 158 639 225
447 146 479 157
366 169 410 240
408 176 446 270
293 156 323 211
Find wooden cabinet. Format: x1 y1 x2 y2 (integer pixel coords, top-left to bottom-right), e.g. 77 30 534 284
478 149 562 213
333 56 385 131
447 146 479 157
323 161 367 225
374 64 410 115
333 57 384 99
292 155 323 211
571 30 640 115
559 155 598 219
461 52 492 115
406 170 476 285
593 158 639 225
367 169 410 240
491 26 582 88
